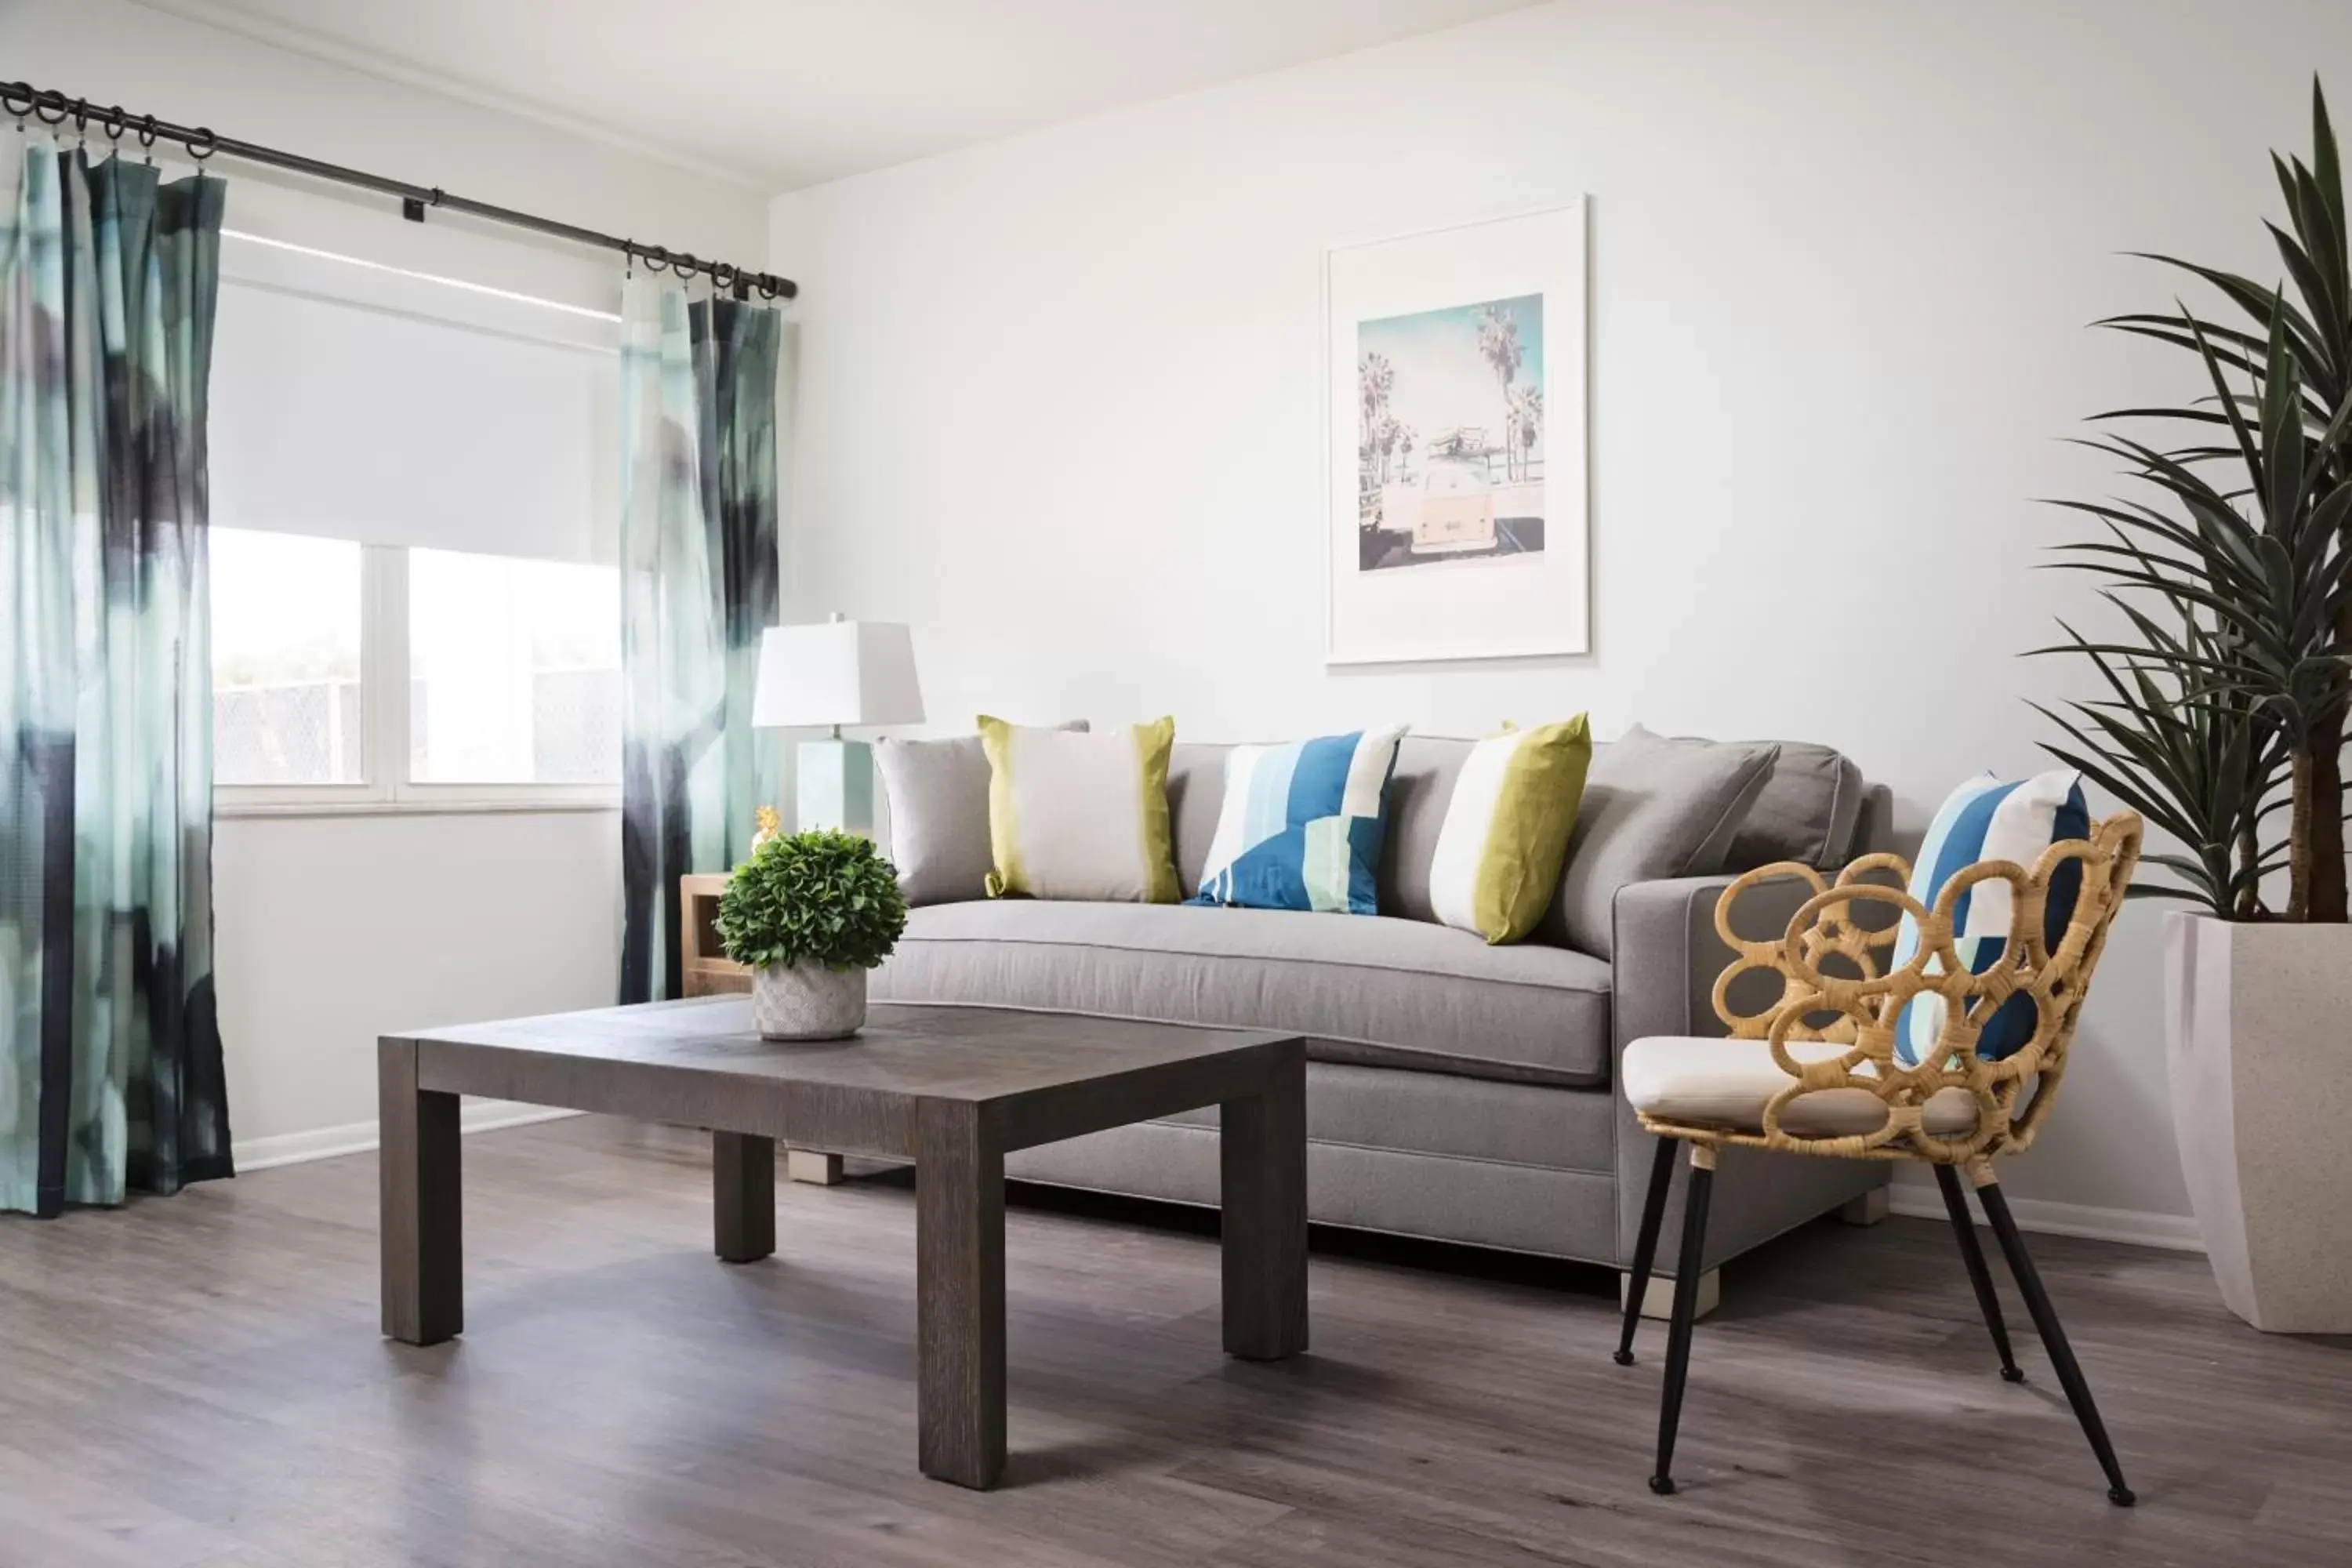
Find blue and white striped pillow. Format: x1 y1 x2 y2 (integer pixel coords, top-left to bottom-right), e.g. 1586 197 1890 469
1187 728 1404 915
1890 770 2089 1067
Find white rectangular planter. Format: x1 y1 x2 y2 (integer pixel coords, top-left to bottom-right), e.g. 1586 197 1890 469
2164 911 2352 1334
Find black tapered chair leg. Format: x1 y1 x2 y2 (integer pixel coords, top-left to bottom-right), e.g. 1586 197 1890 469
1649 1148 1715 1496
1976 1179 2136 1507
1615 1136 1678 1366
1934 1163 2024 1382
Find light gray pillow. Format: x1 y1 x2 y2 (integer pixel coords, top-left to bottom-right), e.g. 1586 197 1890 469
1729 740 1865 870
875 723 1086 906
1539 725 1780 958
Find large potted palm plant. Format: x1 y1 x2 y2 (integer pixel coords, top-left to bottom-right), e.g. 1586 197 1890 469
2040 81 2352 1333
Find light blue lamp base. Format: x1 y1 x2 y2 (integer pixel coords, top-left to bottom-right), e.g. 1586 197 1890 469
797 737 876 837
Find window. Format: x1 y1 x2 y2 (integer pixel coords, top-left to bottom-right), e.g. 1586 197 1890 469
202 238 622 815
209 535 620 813
212 530 367 786
409 549 621 786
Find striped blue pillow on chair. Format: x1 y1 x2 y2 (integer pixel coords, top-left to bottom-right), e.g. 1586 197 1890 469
1891 770 2089 1066
1187 728 1404 915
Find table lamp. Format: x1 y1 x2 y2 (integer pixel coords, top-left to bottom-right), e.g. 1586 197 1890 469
752 614 925 836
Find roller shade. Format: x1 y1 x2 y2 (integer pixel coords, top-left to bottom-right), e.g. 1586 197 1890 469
209 275 619 564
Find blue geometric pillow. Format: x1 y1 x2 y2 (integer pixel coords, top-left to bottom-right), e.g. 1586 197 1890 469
1890 770 2089 1066
1186 728 1405 915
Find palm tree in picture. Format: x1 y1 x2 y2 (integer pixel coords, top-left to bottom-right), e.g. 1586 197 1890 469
1358 352 1396 492
1505 383 1544 484
1477 303 1523 470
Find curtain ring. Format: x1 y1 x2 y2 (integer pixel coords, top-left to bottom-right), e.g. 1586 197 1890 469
138 114 158 164
32 92 69 127
101 104 126 142
187 126 217 162
644 245 670 274
710 261 735 298
1 83 32 128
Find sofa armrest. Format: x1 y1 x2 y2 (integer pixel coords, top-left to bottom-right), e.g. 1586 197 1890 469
1611 873 1817 1052
1604 873 1882 1267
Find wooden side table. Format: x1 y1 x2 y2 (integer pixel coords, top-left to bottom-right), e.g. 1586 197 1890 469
677 872 843 1186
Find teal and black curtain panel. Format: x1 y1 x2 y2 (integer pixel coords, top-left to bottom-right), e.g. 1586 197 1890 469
0 146 233 1216
619 277 782 1002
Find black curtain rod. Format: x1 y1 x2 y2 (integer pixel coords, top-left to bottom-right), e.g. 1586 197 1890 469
0 80 797 302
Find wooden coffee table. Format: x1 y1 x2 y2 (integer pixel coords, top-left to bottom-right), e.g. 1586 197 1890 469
378 998 1307 1489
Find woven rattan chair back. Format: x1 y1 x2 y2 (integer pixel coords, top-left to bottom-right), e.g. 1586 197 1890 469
1676 811 2143 1167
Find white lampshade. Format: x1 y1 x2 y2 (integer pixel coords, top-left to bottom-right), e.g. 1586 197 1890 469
752 618 926 729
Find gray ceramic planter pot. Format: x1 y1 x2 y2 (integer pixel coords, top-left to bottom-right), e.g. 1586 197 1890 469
2164 911 2352 1333
752 960 867 1041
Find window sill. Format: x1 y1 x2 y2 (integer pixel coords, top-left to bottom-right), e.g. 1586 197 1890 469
216 792 621 820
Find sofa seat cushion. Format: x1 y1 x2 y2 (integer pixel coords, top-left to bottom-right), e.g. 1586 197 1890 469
1622 1035 1980 1137
874 900 1613 1087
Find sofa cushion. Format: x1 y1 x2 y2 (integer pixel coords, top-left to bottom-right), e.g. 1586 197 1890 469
877 722 1087 906
1538 728 1780 958
1428 718 1592 944
1375 735 1473 922
1722 739 1867 871
1188 728 1404 915
979 715 1179 902
873 898 1613 1087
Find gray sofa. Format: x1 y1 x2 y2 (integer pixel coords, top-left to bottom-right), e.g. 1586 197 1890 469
870 733 1891 1290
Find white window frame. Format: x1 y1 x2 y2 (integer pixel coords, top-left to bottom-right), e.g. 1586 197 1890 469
214 543 622 818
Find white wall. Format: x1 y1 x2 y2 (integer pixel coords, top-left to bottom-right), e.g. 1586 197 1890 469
3 0 772 1155
768 0 2352 1236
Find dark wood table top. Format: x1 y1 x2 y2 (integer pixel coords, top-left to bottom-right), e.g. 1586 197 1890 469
387 997 1302 1159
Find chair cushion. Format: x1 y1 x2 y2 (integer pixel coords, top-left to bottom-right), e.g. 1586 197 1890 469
1622 1035 1980 1137
1187 728 1404 916
873 899 1613 1087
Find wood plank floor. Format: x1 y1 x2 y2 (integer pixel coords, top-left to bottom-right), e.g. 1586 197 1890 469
2 1116 2347 1567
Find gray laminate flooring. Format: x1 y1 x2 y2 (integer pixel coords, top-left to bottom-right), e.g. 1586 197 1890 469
2 1114 2345 1567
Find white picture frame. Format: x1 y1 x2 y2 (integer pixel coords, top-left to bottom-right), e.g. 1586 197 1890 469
1324 201 1588 665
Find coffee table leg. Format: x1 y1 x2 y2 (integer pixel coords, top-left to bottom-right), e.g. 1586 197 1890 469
1221 1053 1308 1360
916 1101 1006 1489
713 1132 776 1263
380 1039 462 1345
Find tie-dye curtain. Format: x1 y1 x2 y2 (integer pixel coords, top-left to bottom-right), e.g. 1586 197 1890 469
0 145 232 1216
619 278 782 1002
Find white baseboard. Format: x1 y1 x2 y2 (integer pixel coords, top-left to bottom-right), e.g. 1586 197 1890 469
232 1102 582 1173
1887 1181 2205 1254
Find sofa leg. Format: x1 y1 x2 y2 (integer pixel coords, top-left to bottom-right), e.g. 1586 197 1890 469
786 1149 844 1186
1621 1267 1719 1324
1836 1187 1890 1226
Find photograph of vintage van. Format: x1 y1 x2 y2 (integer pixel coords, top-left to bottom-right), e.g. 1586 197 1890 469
1356 292 1545 574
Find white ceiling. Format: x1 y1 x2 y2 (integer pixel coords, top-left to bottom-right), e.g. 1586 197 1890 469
134 0 1544 192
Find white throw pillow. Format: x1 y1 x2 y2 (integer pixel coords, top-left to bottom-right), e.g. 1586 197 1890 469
978 716 1180 902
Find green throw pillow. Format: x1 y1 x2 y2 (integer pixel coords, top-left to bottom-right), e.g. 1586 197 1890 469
979 715 1180 902
1426 717 1593 943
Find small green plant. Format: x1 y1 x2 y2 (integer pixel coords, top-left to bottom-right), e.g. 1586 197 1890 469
715 829 908 971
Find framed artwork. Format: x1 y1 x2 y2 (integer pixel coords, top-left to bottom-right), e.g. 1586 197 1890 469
1324 201 1588 664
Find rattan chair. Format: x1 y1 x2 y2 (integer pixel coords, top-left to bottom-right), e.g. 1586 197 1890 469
1613 810 2143 1505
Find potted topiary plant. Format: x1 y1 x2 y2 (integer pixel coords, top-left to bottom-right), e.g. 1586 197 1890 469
2038 79 2352 1332
714 829 908 1041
